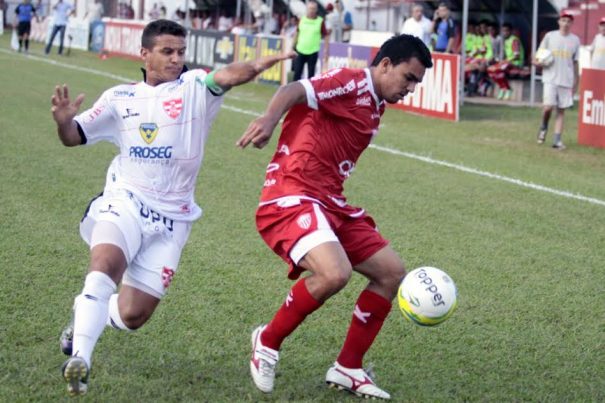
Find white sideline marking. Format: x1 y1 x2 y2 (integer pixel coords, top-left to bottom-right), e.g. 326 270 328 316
7 47 605 208
369 144 605 207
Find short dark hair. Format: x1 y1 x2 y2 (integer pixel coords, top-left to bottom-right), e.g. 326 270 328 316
371 34 433 69
141 19 187 49
502 22 512 30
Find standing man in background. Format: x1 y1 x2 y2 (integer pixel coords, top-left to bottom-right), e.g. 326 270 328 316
534 11 580 150
432 2 455 53
400 3 432 48
84 0 104 23
14 0 39 53
292 0 329 81
589 17 605 70
44 0 74 55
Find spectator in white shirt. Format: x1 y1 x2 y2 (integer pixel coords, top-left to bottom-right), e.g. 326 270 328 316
400 3 432 48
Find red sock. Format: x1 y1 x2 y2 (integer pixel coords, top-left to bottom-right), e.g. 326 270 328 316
261 279 322 350
337 290 391 369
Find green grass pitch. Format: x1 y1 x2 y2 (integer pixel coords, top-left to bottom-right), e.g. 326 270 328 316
0 35 604 401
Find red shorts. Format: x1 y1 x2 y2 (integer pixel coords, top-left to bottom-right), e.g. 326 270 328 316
256 197 389 280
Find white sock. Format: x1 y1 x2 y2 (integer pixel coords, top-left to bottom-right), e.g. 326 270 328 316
106 293 132 331
72 271 116 367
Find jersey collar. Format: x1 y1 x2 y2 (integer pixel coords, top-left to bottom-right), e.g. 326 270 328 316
363 68 383 109
140 65 189 83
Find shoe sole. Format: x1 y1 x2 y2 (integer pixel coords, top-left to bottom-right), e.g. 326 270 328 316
63 359 88 396
327 381 389 400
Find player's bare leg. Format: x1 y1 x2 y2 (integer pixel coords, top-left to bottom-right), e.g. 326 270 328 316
250 242 352 393
538 106 553 144
552 108 566 149
326 246 406 400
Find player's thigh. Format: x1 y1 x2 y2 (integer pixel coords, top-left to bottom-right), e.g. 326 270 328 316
80 192 143 264
257 200 349 280
353 244 406 288
124 218 192 300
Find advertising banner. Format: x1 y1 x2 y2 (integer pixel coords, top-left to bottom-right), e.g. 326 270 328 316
236 34 258 63
103 19 146 58
257 35 285 85
323 42 373 70
31 17 50 42
185 30 235 71
578 68 605 148
90 21 105 53
393 52 460 121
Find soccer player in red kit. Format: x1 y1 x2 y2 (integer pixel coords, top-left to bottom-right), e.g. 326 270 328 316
237 34 433 400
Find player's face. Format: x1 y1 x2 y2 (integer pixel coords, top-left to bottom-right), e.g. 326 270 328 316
502 26 511 39
600 23 605 34
378 57 426 104
412 7 422 20
558 17 573 33
141 34 186 86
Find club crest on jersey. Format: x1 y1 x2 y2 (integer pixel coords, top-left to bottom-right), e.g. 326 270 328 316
139 123 159 144
297 213 312 230
163 98 183 119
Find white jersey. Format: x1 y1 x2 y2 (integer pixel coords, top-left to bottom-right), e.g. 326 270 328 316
74 69 224 222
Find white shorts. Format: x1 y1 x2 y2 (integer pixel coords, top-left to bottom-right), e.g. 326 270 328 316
543 84 573 109
80 189 192 299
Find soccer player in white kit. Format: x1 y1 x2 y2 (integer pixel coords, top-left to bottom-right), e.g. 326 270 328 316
534 11 580 150
50 19 294 396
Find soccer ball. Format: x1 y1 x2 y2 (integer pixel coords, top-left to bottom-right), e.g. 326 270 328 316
535 48 554 67
398 267 458 326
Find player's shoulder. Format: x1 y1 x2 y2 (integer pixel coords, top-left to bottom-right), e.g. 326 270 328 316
101 82 140 101
314 67 364 82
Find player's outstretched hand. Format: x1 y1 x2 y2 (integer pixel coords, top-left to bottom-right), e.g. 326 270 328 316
51 84 84 126
236 115 279 149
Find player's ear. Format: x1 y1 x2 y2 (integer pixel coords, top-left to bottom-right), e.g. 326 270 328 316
379 57 392 73
140 47 148 61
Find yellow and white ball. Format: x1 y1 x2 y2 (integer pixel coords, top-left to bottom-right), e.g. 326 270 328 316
398 267 458 326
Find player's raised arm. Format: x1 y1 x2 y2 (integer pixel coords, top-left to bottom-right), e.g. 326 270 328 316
51 84 85 147
236 81 306 149
212 51 296 92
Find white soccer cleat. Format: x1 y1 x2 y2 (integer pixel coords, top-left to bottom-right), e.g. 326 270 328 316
249 325 279 393
326 362 391 400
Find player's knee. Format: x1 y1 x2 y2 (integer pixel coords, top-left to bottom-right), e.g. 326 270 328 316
321 266 352 292
120 307 152 330
376 260 406 293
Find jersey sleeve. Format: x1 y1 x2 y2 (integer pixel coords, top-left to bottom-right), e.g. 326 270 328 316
187 69 225 128
299 68 358 116
74 90 119 146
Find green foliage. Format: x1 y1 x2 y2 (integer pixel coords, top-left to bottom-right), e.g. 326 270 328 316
0 37 604 401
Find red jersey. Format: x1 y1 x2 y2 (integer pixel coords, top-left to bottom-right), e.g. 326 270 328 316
260 68 385 206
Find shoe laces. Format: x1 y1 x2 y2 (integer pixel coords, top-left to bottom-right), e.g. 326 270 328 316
258 356 276 377
363 362 377 383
